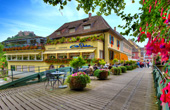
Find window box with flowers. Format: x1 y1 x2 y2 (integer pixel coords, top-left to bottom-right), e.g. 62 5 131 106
94 69 110 80
66 72 90 90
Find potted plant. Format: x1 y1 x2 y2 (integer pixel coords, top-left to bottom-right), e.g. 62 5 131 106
70 56 86 72
99 59 106 68
94 69 110 80
112 58 118 65
67 72 90 90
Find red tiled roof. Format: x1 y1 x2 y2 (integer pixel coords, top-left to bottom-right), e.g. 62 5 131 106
48 15 124 40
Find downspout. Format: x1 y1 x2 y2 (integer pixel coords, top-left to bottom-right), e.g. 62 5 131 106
103 32 105 60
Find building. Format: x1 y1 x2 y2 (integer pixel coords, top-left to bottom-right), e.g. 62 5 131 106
140 47 152 61
4 14 132 72
120 38 133 60
128 39 141 60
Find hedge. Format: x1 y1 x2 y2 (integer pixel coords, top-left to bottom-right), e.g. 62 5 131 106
111 67 122 75
119 66 127 73
125 65 133 70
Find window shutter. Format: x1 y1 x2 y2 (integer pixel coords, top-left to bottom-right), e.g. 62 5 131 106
109 51 111 60
113 37 114 45
109 35 111 44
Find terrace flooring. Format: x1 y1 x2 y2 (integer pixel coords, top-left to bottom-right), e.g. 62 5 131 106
0 68 158 110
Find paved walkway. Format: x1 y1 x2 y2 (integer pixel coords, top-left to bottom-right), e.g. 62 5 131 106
0 68 157 110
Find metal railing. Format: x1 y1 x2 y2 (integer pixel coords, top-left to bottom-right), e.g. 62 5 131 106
153 65 169 110
0 65 70 83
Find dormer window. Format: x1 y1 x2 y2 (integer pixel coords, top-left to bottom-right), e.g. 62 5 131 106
84 25 91 30
56 31 60 35
69 28 75 33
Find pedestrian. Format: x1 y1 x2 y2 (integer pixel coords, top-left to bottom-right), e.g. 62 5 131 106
147 60 149 68
137 61 140 68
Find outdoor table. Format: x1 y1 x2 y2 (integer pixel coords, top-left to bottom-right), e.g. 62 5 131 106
78 69 87 73
51 71 67 88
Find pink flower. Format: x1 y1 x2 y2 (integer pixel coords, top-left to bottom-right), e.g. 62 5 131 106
149 5 151 13
139 27 142 31
160 8 163 17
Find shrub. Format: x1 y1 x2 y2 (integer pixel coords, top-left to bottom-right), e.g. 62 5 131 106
120 60 124 64
76 36 80 41
120 66 127 73
71 37 77 42
70 56 86 70
99 59 106 66
112 58 118 65
111 67 122 75
125 65 133 70
94 69 110 77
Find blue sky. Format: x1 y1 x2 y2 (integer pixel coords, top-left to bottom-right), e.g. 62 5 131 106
0 0 147 47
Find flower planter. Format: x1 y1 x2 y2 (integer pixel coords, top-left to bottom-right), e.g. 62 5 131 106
97 71 108 80
69 77 86 90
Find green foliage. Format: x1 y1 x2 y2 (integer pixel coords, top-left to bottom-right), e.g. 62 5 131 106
76 36 80 41
59 37 65 43
120 66 127 73
66 72 90 85
120 60 124 64
70 56 86 69
125 60 129 65
3 77 7 81
125 65 133 70
99 59 106 66
112 58 118 64
111 67 122 75
71 37 77 42
94 69 110 77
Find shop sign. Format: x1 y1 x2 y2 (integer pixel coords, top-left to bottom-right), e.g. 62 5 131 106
70 42 93 48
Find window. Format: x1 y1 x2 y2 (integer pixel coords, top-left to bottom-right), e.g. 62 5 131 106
69 53 80 59
117 40 120 47
29 66 35 72
47 54 56 59
23 55 28 60
7 55 11 60
58 53 67 59
36 54 42 60
69 28 75 33
29 55 35 60
109 35 114 44
109 51 114 60
56 31 60 35
84 25 91 30
23 66 28 72
99 50 103 59
83 52 91 59
12 55 17 60
16 65 21 72
17 55 22 60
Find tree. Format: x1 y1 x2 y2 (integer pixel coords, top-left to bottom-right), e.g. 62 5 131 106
0 43 7 70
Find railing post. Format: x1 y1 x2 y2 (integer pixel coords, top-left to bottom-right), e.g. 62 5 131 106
11 68 13 82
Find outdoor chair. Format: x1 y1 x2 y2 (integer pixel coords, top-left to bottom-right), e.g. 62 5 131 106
44 71 57 89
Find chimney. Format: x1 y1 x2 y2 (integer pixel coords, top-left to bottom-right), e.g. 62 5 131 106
114 27 116 31
89 13 92 19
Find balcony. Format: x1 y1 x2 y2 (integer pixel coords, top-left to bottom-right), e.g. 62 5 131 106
3 44 45 51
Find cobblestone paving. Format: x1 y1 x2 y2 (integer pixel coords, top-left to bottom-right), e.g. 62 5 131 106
0 68 158 110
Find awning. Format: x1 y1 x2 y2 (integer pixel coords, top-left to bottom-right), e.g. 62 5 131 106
4 52 40 55
43 48 96 54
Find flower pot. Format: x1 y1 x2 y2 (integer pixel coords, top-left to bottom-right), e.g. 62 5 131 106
98 71 108 80
69 77 86 90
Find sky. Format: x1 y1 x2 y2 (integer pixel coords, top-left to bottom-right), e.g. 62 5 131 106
0 0 148 47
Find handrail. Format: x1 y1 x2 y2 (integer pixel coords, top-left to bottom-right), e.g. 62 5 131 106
154 65 167 80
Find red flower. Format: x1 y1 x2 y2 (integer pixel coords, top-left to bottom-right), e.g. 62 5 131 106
164 13 167 16
168 14 170 21
111 41 113 44
162 17 166 19
141 32 145 34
